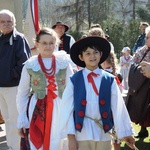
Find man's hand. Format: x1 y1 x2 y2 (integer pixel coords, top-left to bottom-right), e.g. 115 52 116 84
140 61 150 78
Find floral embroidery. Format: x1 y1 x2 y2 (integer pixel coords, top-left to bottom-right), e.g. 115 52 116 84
33 79 39 86
27 69 46 99
61 79 66 85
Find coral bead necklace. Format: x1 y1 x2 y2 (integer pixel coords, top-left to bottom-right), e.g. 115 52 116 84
38 54 56 76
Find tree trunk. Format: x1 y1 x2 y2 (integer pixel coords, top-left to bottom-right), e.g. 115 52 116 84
75 0 80 31
132 0 136 19
88 0 91 29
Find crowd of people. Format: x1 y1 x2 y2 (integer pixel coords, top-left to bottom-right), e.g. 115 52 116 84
0 8 150 150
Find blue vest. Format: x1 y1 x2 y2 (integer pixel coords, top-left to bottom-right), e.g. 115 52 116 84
70 70 114 133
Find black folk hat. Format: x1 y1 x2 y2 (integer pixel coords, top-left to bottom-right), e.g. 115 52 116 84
52 21 69 32
70 36 111 67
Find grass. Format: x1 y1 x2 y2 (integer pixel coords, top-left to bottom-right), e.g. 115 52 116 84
120 123 150 150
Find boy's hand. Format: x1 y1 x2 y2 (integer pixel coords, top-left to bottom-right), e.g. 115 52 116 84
123 136 138 150
68 134 78 150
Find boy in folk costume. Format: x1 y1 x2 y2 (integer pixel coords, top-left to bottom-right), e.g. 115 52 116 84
60 36 136 150
16 28 74 150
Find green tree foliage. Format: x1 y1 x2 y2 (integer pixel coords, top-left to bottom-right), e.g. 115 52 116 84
69 19 140 58
136 7 150 22
102 19 140 58
22 1 149 58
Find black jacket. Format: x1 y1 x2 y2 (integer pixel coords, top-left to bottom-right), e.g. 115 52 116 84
0 28 31 87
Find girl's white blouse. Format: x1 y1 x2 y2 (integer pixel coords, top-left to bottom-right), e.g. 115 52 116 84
17 51 74 129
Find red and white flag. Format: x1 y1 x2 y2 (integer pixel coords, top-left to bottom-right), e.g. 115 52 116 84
30 0 40 34
24 0 40 51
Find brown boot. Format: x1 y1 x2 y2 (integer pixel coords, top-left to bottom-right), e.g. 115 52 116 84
0 112 4 124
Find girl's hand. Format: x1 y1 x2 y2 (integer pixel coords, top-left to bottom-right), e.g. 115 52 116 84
18 128 26 138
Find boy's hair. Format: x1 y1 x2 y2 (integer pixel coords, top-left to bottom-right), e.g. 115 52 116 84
79 45 101 56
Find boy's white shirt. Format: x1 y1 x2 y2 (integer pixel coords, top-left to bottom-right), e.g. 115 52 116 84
60 67 134 141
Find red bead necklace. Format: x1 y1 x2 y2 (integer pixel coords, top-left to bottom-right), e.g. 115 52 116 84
38 54 56 76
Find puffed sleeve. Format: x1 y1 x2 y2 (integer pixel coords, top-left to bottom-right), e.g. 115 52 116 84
59 78 75 138
16 65 30 129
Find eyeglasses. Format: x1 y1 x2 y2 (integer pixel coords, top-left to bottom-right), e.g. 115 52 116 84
0 20 13 24
38 42 54 47
146 36 150 40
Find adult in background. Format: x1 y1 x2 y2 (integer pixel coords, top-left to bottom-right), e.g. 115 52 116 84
127 26 150 138
52 21 75 54
0 9 31 150
132 22 149 53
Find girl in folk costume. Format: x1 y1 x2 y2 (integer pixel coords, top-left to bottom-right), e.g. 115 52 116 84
17 28 74 150
119 47 133 90
60 36 136 150
101 52 123 150
101 52 123 93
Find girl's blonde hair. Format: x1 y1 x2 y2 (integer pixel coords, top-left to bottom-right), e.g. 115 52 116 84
89 27 105 38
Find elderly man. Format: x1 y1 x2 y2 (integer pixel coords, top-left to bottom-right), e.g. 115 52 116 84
52 21 75 54
0 9 31 150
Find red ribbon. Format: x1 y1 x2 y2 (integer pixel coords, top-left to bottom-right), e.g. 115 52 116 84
87 72 99 95
29 75 57 149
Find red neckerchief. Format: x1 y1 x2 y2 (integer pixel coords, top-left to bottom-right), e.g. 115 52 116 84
87 72 99 95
